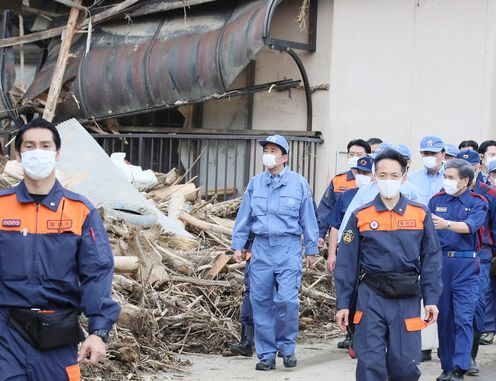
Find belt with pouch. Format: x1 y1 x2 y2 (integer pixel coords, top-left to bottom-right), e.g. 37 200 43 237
444 251 476 258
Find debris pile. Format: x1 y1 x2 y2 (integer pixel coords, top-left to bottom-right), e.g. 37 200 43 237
0 165 339 380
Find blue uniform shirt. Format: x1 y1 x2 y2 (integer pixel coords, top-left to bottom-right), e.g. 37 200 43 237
316 170 356 238
335 195 442 309
327 187 359 229
0 180 120 332
428 189 488 252
472 181 496 250
232 166 319 255
408 166 445 205
337 180 422 242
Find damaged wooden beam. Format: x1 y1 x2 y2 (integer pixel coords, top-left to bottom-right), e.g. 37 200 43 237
0 0 141 49
42 0 82 121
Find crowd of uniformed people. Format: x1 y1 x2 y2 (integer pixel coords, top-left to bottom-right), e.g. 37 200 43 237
230 134 496 381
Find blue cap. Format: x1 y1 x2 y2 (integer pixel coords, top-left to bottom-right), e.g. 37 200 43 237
456 149 480 165
488 160 496 173
352 155 373 172
420 136 445 152
394 144 412 159
258 135 289 154
444 144 460 157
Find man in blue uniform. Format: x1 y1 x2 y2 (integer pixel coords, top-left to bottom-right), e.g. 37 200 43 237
478 140 496 185
456 150 496 373
445 144 460 161
316 139 371 245
326 155 374 273
326 155 373 354
0 118 120 381
335 149 442 381
231 135 319 371
428 159 488 381
409 135 446 205
337 143 422 243
482 160 496 346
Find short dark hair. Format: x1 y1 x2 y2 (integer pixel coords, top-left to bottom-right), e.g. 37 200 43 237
367 137 383 146
374 148 407 174
445 158 475 185
458 140 479 151
478 140 496 155
347 139 371 154
14 118 61 152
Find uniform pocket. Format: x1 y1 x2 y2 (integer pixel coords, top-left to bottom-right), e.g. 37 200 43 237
0 234 32 281
65 364 80 381
38 235 79 282
353 310 363 325
251 196 268 216
279 189 302 217
404 317 428 331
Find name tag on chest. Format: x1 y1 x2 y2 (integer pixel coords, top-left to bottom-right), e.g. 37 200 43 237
435 207 448 213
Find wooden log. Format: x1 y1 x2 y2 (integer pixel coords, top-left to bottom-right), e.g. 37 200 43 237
114 256 139 273
168 193 185 228
117 303 144 332
128 228 168 286
155 245 193 275
42 0 81 122
112 274 141 293
169 276 231 287
149 183 198 202
206 254 231 278
208 216 235 229
300 286 335 302
0 0 141 48
179 212 232 236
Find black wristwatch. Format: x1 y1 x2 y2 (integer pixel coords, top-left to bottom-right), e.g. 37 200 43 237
91 329 110 343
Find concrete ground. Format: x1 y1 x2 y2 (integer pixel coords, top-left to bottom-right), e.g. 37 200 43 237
173 338 496 381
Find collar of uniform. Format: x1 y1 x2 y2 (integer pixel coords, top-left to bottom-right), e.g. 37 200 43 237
422 165 444 177
456 188 472 204
264 165 289 184
15 180 64 211
346 170 355 181
373 193 408 215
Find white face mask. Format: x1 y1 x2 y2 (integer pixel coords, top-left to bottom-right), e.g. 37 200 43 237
21 149 57 180
377 179 402 199
355 174 371 188
443 179 460 196
422 156 438 169
348 156 359 168
486 156 496 166
262 153 278 169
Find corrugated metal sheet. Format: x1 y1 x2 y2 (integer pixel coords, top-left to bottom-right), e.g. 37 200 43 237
55 118 191 237
25 0 278 121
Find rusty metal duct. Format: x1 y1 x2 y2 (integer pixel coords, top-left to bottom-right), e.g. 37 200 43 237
24 0 282 122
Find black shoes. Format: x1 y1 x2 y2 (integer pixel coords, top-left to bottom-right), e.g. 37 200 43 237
337 332 352 349
421 349 432 362
255 359 276 371
451 368 465 381
226 324 254 357
466 358 479 376
436 370 451 381
282 354 297 368
479 331 494 345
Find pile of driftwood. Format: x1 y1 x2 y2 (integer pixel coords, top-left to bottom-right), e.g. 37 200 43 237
0 164 339 380
82 167 339 379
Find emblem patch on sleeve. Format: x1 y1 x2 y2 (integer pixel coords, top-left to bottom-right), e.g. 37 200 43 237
343 230 355 245
370 220 379 230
